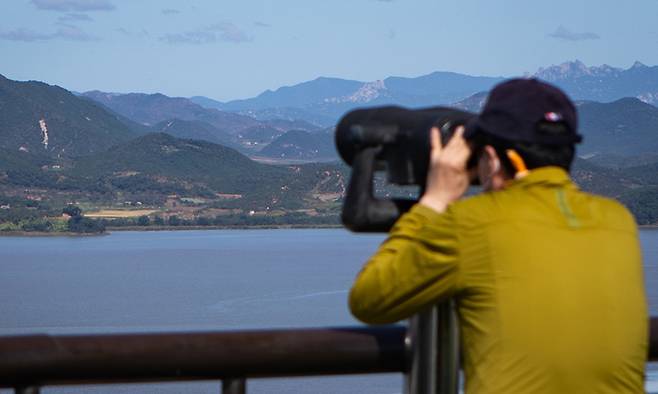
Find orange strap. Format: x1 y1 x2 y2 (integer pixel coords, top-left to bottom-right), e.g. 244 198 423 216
506 149 529 179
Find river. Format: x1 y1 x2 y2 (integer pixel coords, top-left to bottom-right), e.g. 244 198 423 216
0 228 656 393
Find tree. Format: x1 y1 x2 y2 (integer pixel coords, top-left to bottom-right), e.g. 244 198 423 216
195 216 211 226
137 215 150 226
63 205 82 217
67 216 105 233
21 218 53 232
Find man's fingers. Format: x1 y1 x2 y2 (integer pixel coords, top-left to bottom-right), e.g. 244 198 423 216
446 126 465 147
453 125 465 139
446 126 469 151
442 126 471 164
430 127 442 154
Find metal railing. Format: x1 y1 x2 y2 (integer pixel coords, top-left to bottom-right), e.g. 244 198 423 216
0 325 405 394
0 313 656 394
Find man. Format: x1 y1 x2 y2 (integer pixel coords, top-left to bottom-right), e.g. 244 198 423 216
349 79 648 393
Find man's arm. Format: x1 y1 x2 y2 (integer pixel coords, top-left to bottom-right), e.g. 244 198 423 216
349 203 461 324
349 126 472 324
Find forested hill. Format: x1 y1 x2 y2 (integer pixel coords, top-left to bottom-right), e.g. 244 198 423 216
577 98 658 156
70 132 286 195
0 74 136 157
259 130 336 161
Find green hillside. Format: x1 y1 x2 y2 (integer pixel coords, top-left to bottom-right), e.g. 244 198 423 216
71 133 279 189
0 148 56 188
0 74 137 157
259 129 337 160
577 98 658 156
153 119 236 148
68 133 343 209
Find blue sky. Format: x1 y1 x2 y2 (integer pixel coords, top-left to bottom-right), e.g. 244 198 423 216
1 0 658 100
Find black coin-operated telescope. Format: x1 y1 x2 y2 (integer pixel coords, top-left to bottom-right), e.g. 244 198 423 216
335 106 476 233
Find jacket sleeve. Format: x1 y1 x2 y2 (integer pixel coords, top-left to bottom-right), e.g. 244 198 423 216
349 204 461 324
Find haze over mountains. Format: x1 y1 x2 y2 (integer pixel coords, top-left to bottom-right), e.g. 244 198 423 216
3 59 658 163
81 90 324 155
187 60 658 125
71 60 658 162
1 59 657 224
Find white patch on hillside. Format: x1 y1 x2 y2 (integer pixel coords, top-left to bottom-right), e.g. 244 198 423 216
637 92 658 106
323 80 388 104
347 80 387 103
38 119 49 150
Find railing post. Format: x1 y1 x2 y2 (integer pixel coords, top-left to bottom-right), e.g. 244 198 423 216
14 387 40 394
222 378 246 394
404 299 459 394
405 306 438 394
437 299 459 394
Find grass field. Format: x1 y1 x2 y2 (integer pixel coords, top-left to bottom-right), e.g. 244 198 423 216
84 209 158 218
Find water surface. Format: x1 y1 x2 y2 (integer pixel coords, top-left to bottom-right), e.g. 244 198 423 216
0 228 656 393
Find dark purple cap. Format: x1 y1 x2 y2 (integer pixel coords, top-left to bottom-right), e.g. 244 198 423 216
464 78 582 145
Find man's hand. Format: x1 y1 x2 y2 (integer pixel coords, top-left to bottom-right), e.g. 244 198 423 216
418 126 472 213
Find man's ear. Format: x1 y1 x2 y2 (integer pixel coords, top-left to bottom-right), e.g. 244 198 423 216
484 145 501 174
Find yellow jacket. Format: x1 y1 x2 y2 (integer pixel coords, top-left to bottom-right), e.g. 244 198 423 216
350 167 648 393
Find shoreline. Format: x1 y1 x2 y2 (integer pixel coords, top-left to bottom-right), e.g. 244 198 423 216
0 231 107 237
106 224 343 232
0 224 343 237
2 223 656 237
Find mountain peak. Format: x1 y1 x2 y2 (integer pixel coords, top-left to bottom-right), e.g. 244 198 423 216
630 60 647 69
534 60 623 81
535 60 588 80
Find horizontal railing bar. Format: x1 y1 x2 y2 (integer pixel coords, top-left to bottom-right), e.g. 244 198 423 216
14 387 40 394
0 326 407 387
0 317 655 388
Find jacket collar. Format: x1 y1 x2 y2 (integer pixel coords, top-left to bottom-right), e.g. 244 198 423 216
507 166 575 189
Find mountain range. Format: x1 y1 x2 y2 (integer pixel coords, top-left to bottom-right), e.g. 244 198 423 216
74 60 658 161
189 73 503 126
1 61 657 225
187 60 658 127
535 60 658 104
5 60 658 164
81 90 326 155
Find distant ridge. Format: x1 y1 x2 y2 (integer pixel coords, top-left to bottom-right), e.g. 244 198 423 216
533 60 658 104
188 60 658 126
82 90 261 133
201 72 503 125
